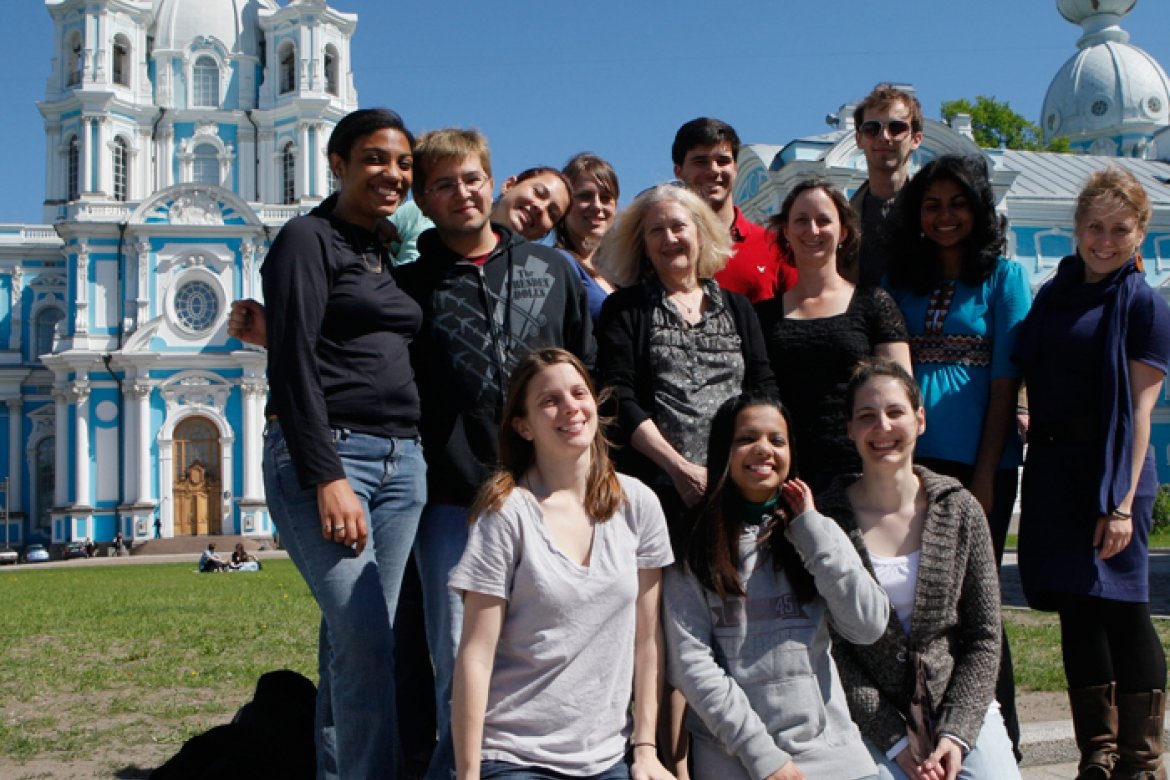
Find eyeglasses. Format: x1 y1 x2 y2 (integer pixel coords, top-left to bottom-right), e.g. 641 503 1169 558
859 119 913 140
424 172 489 198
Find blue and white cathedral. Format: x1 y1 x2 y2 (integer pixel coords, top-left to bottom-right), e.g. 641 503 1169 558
0 0 358 548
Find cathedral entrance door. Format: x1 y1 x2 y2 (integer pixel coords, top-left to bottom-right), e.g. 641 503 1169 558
172 417 221 536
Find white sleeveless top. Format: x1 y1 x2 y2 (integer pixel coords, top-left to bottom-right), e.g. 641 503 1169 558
869 549 921 634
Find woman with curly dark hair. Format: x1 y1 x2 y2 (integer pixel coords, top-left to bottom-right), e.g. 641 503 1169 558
884 154 1030 558
883 155 1031 757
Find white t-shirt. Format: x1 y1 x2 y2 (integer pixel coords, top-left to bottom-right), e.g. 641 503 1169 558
449 473 673 775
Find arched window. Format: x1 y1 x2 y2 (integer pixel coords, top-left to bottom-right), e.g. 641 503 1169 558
34 307 64 361
67 32 83 86
34 436 54 532
324 45 338 95
282 143 296 204
112 137 128 202
279 43 296 94
192 144 219 185
67 136 80 201
112 36 129 86
192 56 219 107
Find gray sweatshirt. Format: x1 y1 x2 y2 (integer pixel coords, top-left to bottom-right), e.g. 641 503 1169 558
663 509 889 780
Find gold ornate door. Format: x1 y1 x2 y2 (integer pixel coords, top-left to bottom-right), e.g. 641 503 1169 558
173 417 221 536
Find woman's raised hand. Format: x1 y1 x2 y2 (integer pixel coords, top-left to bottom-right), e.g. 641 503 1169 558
780 478 815 517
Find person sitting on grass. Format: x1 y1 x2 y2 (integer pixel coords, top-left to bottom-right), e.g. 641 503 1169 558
198 543 230 573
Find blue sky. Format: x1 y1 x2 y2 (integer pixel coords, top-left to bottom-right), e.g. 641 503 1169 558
1 0 1169 224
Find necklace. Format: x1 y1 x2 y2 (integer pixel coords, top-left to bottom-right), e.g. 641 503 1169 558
669 287 702 316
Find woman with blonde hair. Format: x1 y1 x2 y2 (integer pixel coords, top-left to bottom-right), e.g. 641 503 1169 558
1014 166 1170 780
450 347 674 780
595 184 777 532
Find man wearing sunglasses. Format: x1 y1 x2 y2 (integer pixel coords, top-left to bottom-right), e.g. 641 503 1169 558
849 84 924 287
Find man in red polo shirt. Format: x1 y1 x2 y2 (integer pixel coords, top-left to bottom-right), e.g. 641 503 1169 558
672 117 795 302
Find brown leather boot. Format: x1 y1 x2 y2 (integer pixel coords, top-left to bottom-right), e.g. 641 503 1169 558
1069 683 1119 779
1115 689 1166 780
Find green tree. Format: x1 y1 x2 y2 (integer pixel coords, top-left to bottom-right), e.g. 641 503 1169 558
941 95 1071 152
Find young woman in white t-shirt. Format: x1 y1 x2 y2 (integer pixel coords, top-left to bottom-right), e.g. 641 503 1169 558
450 347 676 780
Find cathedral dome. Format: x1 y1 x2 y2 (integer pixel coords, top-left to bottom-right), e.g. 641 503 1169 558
1043 0 1170 150
152 0 278 56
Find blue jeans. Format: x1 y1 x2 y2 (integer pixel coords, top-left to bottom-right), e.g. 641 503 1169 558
480 759 630 780
415 502 472 780
264 423 426 780
866 705 1021 780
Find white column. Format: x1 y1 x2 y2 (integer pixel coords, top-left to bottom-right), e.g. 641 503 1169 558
9 268 23 351
7 399 22 515
53 391 68 506
95 117 109 197
132 381 152 502
79 117 93 194
70 383 91 507
241 381 265 499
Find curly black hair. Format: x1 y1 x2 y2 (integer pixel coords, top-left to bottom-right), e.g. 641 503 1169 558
887 155 1007 295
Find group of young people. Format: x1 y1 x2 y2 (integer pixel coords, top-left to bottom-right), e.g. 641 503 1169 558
229 82 1170 780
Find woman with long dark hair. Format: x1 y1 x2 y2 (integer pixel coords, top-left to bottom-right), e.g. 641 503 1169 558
662 394 888 779
450 348 674 780
1014 167 1170 779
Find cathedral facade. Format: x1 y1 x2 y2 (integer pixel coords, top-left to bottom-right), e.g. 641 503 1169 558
0 0 357 548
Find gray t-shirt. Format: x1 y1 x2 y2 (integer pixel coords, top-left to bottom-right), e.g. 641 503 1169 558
449 474 674 774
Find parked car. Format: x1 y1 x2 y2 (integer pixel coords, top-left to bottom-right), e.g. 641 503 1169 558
0 548 17 565
63 541 89 560
23 544 49 563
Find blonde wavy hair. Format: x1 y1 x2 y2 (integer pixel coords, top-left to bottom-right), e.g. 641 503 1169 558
594 184 732 288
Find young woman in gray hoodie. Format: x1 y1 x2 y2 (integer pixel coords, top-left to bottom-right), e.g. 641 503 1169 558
663 394 889 779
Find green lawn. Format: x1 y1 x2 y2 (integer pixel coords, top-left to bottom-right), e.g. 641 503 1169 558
0 560 318 766
0 558 1164 771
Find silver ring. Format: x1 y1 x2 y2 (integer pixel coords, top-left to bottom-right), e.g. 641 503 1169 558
331 525 345 533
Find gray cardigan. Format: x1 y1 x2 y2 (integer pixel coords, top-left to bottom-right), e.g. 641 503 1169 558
663 509 889 780
819 467 1002 753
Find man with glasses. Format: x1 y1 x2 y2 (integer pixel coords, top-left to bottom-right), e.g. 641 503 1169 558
395 127 594 780
672 117 796 302
850 84 924 287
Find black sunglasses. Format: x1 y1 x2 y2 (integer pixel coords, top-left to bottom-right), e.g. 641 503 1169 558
859 120 913 140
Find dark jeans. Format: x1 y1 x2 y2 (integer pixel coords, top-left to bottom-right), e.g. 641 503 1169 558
480 759 630 780
916 457 1022 760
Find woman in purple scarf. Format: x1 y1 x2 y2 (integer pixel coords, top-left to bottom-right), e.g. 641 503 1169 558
1014 167 1170 780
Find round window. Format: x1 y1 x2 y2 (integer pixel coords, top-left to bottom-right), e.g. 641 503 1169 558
1091 99 1109 117
1149 97 1163 114
174 279 220 333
